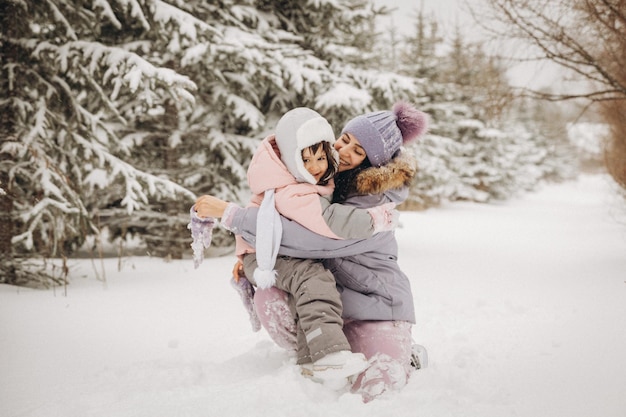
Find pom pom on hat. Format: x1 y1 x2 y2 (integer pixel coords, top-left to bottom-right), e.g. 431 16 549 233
341 101 429 167
393 101 428 145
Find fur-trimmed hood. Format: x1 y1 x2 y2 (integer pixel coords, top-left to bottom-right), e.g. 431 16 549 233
354 150 417 195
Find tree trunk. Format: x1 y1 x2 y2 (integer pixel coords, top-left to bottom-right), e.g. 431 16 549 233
0 0 25 284
0 170 12 251
0 168 15 284
603 102 626 190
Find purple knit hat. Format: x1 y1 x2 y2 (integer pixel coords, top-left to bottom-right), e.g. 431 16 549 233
341 101 429 167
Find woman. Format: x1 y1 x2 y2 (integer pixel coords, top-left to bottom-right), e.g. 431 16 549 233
195 101 429 402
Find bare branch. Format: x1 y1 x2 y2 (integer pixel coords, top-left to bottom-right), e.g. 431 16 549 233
475 0 626 102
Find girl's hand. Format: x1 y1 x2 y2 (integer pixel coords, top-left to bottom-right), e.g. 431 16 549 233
232 260 245 282
194 195 229 218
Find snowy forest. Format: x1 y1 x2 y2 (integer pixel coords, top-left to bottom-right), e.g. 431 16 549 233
1 0 624 287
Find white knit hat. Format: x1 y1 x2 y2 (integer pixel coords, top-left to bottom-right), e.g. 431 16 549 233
274 107 336 185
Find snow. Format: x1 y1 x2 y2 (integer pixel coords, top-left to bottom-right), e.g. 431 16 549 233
2 174 625 417
568 122 607 156
315 83 372 109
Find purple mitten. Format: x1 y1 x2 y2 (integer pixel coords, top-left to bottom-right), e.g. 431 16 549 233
188 207 216 269
231 276 261 332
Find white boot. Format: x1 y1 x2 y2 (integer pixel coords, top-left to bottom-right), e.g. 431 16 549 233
301 350 368 384
410 344 428 369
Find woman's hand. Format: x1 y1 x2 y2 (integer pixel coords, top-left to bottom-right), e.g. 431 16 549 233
367 202 399 234
194 195 229 218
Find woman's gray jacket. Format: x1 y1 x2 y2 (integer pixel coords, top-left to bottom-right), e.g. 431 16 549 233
226 152 418 323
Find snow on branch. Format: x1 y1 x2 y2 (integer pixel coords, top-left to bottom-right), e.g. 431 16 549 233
92 0 122 29
213 85 264 130
34 40 197 104
316 83 371 110
9 154 87 252
112 0 151 31
153 0 221 41
71 132 196 214
350 68 422 101
11 195 84 254
43 0 77 40
19 196 81 223
22 97 50 152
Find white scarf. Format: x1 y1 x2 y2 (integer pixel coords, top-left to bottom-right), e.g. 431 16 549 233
253 189 282 289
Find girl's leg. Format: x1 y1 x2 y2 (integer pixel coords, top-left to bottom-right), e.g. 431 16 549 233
278 257 350 364
245 254 350 364
343 320 413 403
253 287 298 352
244 255 366 382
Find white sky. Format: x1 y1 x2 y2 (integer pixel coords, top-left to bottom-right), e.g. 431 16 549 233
373 0 479 38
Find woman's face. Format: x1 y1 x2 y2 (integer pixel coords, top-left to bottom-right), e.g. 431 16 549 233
334 133 367 172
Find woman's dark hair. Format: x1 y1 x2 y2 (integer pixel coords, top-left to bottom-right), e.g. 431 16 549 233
303 141 338 185
332 157 372 202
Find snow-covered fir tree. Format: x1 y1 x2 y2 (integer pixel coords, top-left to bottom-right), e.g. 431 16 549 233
1 0 198 284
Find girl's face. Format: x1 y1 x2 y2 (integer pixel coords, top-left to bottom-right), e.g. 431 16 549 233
302 146 330 184
334 133 367 172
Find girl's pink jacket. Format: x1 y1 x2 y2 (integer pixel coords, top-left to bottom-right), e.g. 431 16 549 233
235 135 341 257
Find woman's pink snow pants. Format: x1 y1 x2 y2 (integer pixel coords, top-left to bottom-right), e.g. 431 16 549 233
253 287 413 402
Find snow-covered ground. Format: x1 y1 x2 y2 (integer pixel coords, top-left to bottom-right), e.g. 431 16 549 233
2 174 625 417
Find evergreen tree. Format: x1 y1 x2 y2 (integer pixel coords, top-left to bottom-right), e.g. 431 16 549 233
1 0 197 285
398 7 442 80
